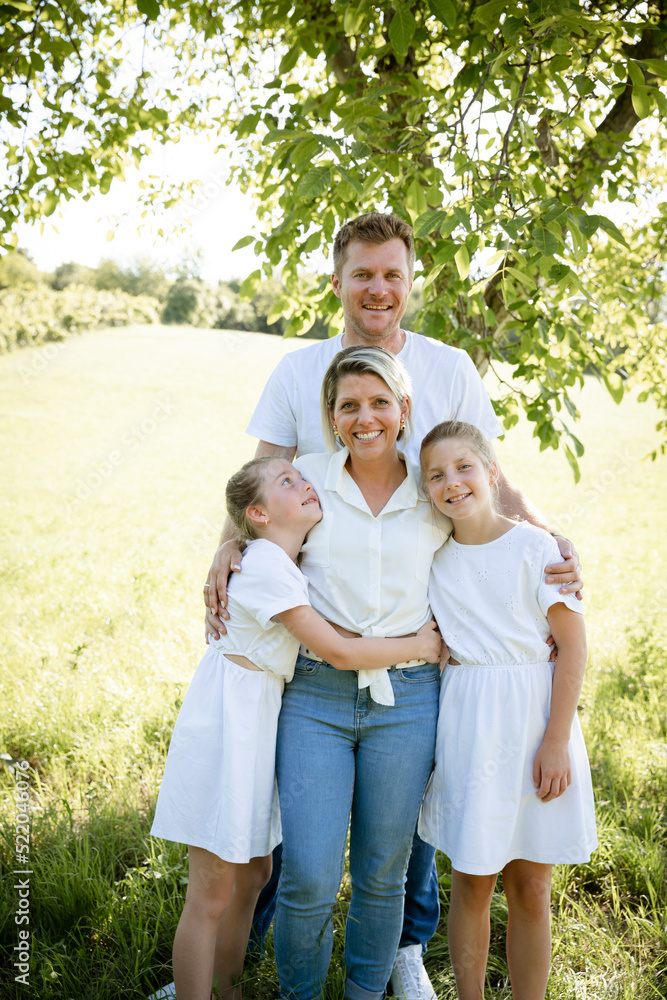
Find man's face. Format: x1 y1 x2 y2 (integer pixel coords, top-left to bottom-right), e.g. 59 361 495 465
331 238 413 346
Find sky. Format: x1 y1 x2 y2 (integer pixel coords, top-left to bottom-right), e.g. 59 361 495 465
15 134 269 285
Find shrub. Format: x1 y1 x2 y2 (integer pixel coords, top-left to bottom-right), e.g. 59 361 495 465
0 285 160 353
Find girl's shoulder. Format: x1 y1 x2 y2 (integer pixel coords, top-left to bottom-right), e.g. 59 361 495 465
228 539 310 622
234 539 306 590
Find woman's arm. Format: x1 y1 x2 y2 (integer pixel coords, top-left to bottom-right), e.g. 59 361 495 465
533 603 587 802
277 606 443 672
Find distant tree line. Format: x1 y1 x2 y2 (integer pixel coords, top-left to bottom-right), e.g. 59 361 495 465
0 250 423 353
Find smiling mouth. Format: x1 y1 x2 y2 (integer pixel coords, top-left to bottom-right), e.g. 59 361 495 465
302 497 319 505
446 492 472 504
362 304 391 310
354 431 383 442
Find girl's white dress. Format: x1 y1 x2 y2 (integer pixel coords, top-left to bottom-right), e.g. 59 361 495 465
419 521 597 875
151 539 310 863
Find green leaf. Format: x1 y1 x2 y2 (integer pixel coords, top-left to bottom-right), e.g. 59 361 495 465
301 231 321 254
422 241 459 289
297 165 333 198
532 226 558 256
262 129 302 145
427 0 457 28
563 444 581 484
279 47 301 74
474 0 508 29
500 218 523 241
413 209 448 239
137 0 160 20
291 138 321 167
596 216 628 248
42 192 58 217
505 266 535 290
232 235 255 251
389 4 416 58
502 15 523 42
627 60 645 88
642 58 667 80
550 54 571 73
631 86 652 119
240 269 262 300
543 204 567 225
576 213 600 240
454 244 470 280
548 263 570 283
603 372 625 404
344 3 367 34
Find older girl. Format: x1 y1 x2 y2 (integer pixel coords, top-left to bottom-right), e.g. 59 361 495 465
418 421 597 1000
151 454 441 1000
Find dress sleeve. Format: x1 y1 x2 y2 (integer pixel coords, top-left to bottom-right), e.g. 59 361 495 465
536 534 584 618
245 356 299 448
239 547 311 629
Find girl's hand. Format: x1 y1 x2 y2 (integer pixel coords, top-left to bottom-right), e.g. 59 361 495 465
415 620 443 664
533 737 571 801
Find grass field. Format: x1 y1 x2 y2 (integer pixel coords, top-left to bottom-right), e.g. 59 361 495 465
1 324 666 1000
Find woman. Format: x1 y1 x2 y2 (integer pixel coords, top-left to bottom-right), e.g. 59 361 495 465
273 345 450 1000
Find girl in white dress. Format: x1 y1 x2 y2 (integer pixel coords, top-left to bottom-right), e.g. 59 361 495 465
417 420 597 1000
151 455 441 1000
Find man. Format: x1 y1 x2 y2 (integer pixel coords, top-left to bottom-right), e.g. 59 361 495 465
204 212 582 1000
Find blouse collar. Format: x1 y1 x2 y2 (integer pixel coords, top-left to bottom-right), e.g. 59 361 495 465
323 447 420 515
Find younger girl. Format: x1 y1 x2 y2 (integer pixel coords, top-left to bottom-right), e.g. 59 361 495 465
418 421 597 1000
151 455 441 1000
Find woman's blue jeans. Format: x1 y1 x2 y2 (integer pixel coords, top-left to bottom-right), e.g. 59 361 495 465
274 655 440 1000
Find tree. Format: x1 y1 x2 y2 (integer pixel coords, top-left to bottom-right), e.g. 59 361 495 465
2 1 667 469
0 249 41 288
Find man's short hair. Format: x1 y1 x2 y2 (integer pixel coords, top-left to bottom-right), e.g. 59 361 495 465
333 212 415 279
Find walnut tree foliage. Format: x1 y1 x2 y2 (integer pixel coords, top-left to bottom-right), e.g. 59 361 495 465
2 0 667 472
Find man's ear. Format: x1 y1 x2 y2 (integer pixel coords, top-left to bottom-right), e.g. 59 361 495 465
331 272 342 299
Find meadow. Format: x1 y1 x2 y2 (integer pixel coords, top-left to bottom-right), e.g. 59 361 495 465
0 324 665 999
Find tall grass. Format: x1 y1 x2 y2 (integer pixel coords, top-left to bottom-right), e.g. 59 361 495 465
1 325 665 998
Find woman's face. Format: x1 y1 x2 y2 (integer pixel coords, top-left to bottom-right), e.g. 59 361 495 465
331 372 408 462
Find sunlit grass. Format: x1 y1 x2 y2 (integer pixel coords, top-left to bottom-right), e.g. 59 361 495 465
1 325 665 998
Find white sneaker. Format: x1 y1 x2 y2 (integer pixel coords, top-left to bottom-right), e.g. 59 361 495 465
148 984 176 1000
389 944 437 1000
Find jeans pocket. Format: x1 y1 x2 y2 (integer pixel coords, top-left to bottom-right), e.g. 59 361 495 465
395 662 440 683
293 654 321 676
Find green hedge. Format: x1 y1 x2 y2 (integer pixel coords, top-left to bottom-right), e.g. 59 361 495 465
0 284 161 352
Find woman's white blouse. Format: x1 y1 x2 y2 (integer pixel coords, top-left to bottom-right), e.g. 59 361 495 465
294 449 451 703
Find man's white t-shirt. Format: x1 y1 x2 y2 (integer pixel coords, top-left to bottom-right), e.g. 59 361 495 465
246 331 502 464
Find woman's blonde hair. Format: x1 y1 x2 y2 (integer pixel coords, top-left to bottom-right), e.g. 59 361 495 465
225 456 276 540
320 345 413 452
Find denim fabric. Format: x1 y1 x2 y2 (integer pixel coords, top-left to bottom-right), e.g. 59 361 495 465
247 841 282 958
247 832 439 958
398 832 440 952
273 655 440 1000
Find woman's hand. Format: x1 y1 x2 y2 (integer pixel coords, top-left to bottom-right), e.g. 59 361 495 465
415 620 444 665
533 736 571 801
545 534 583 599
203 540 244 640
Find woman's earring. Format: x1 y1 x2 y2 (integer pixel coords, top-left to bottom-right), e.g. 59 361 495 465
333 424 339 436
399 419 405 431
